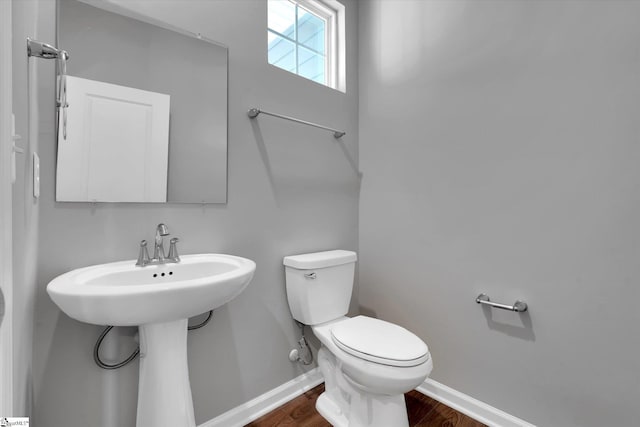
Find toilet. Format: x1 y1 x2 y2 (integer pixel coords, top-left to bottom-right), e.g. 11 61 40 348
284 250 433 427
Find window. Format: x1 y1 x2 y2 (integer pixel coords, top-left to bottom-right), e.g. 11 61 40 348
268 0 344 91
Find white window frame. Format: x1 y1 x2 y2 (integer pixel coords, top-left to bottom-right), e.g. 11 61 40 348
268 0 345 92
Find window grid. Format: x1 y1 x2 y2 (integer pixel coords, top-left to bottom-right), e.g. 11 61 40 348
268 0 330 85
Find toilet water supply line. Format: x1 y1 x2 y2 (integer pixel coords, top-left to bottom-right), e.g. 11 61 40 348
289 321 314 365
93 310 214 370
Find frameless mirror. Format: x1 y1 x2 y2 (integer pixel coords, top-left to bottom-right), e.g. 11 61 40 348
56 0 228 203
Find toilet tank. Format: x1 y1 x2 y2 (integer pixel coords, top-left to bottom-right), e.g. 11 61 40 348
284 250 357 325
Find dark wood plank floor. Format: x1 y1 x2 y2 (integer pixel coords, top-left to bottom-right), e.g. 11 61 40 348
245 384 487 427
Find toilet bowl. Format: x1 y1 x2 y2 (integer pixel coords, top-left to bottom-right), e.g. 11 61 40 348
313 317 432 427
284 250 433 427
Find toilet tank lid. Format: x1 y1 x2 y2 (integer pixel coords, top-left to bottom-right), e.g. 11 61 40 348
283 250 357 269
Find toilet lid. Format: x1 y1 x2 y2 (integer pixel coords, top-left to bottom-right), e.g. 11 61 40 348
330 316 429 367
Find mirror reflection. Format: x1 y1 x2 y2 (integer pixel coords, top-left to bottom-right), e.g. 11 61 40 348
57 0 228 203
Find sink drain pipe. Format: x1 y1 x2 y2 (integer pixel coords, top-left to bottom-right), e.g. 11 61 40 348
93 310 214 370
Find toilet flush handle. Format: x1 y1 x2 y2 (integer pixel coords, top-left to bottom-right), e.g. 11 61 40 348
304 272 316 280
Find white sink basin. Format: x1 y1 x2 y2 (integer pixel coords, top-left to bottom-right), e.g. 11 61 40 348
47 253 255 326
46 253 256 427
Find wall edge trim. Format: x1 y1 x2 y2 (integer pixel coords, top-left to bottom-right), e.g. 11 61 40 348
198 368 323 427
416 379 536 427
0 0 14 416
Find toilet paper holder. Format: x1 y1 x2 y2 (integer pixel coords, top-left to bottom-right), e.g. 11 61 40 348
476 293 528 312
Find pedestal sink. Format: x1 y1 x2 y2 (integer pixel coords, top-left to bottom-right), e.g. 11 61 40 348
47 253 256 427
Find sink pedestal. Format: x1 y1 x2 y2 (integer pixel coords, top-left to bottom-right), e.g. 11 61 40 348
137 319 195 427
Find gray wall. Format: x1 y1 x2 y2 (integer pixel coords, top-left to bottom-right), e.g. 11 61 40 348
358 1 640 426
33 0 359 426
12 0 56 417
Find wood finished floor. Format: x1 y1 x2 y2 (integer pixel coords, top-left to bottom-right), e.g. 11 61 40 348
245 384 487 427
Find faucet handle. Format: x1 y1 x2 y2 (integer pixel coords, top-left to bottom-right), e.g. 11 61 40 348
168 237 180 262
135 240 150 267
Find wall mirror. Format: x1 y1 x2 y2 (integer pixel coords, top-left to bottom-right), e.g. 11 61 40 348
56 0 228 203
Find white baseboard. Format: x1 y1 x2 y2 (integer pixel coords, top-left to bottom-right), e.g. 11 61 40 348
416 379 536 427
198 368 323 427
199 369 534 427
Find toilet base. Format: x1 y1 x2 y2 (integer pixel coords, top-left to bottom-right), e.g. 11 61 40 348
316 347 411 427
316 390 409 427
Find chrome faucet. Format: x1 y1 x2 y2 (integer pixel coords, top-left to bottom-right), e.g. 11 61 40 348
153 223 170 262
135 223 180 267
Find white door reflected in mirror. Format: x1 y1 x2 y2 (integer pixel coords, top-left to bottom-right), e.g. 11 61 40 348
56 76 171 203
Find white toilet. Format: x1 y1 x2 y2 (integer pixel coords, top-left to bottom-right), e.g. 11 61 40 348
284 250 433 427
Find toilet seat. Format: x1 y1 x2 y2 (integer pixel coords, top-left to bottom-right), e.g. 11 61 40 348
330 316 429 367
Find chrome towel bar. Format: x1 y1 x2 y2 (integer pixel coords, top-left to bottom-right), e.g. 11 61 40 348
476 293 528 312
247 107 346 139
